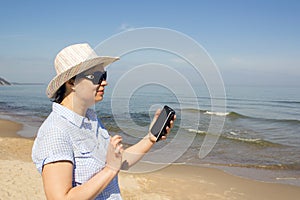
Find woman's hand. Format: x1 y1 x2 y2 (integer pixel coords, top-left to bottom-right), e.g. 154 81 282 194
120 109 176 169
106 135 123 172
148 109 176 143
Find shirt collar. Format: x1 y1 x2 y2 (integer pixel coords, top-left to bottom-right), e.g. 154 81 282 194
52 103 97 128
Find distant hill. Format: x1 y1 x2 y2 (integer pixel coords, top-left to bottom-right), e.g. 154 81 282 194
0 77 44 85
0 77 11 85
11 82 44 85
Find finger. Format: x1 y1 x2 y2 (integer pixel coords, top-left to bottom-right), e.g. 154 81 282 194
118 143 124 152
169 120 174 129
114 143 123 154
165 126 170 132
111 135 122 141
110 136 123 148
160 136 167 140
113 139 123 149
111 135 122 142
110 138 122 146
173 115 177 120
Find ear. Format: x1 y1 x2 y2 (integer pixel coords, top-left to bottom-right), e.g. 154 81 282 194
67 79 75 85
66 79 75 90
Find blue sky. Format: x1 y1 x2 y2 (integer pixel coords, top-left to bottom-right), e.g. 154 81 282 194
0 0 299 86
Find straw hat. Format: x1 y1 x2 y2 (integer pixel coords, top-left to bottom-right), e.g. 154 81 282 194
46 43 119 98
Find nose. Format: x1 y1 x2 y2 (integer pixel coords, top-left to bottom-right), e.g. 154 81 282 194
101 80 108 86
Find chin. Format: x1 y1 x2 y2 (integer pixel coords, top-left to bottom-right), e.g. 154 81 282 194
95 96 103 103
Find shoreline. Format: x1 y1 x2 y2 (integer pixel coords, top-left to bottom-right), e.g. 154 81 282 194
0 118 23 137
1 118 300 199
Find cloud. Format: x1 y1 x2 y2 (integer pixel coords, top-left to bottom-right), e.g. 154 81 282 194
118 23 135 31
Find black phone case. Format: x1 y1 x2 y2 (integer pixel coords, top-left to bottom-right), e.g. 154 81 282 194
150 105 175 142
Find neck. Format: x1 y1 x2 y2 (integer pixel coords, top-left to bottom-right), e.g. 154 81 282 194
60 93 88 117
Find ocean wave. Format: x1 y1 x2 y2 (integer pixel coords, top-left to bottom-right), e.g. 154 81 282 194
182 108 300 124
182 108 229 115
225 97 300 106
0 101 9 105
204 111 230 116
187 128 282 147
268 118 300 124
225 135 270 145
181 108 204 113
182 108 250 118
271 100 300 105
203 111 249 118
208 162 300 171
187 128 206 135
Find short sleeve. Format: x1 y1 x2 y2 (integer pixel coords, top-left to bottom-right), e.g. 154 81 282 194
32 126 74 173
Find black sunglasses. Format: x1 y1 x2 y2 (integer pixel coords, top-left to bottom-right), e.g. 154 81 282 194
78 71 107 85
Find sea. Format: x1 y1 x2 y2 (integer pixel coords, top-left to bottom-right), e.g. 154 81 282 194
0 84 299 186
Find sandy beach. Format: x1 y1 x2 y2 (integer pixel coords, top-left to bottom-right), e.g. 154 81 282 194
1 118 300 200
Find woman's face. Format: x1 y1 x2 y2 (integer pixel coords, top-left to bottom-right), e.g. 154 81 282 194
73 65 108 107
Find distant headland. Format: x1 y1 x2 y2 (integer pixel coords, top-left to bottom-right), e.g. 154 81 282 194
0 77 44 85
0 77 11 85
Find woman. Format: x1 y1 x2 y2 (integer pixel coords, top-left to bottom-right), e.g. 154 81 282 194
32 43 175 200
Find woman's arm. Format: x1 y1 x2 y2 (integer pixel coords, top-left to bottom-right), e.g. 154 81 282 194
121 109 176 169
42 135 123 200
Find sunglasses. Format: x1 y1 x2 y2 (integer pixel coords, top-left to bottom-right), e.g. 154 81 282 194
78 71 107 85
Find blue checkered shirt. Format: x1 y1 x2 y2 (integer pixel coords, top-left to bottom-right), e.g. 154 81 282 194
32 103 122 199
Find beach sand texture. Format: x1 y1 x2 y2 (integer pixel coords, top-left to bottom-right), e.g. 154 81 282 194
1 118 300 200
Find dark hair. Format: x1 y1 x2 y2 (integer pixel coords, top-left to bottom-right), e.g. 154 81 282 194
52 83 66 104
51 76 76 104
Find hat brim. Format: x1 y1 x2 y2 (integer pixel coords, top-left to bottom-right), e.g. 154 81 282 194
46 56 119 98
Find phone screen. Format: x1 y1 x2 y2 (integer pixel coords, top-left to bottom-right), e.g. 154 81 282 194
150 105 175 141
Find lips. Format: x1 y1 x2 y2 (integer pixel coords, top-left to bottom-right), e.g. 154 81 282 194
97 89 104 94
96 86 105 96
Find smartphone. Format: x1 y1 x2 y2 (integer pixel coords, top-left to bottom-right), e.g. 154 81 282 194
150 105 175 142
